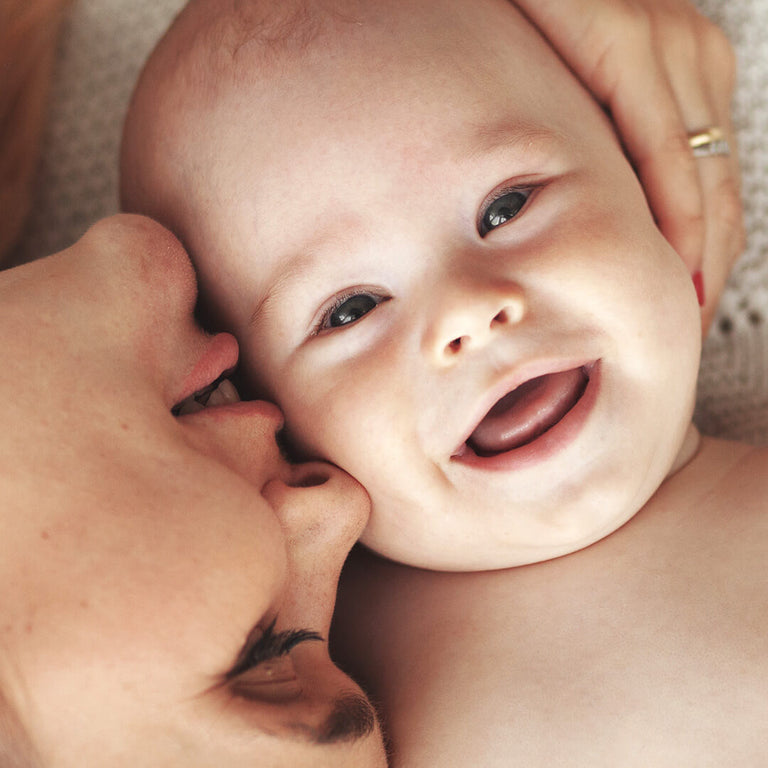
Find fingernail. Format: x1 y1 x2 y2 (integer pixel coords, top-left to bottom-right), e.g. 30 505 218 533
692 271 706 307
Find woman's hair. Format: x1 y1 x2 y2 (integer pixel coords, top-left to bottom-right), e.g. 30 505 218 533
0 0 72 265
0 5 69 762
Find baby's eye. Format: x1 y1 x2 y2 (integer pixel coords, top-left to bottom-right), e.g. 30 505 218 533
316 291 390 333
478 188 531 237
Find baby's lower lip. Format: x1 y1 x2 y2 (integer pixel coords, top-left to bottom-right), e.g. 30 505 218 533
452 361 600 469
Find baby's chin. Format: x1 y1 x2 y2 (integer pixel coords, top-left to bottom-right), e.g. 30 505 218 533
357 515 635 573
357 408 699 573
357 459 695 572
360 412 700 571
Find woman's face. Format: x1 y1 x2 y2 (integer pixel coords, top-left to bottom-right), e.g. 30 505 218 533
0 216 386 767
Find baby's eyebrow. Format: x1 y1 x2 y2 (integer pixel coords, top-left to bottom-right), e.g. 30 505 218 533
463 118 564 162
249 217 367 329
249 249 322 328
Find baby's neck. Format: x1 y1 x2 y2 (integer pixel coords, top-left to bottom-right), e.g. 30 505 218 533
665 421 702 478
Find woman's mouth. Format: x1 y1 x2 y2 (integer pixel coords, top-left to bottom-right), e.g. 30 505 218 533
172 331 241 415
462 365 591 458
172 373 240 415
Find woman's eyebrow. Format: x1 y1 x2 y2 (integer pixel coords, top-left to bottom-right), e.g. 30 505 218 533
229 690 378 745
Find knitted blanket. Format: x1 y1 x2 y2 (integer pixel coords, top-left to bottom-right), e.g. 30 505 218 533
14 0 768 443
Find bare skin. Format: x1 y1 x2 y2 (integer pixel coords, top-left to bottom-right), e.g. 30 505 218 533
118 2 759 762
514 0 744 333
333 435 768 766
0 215 388 768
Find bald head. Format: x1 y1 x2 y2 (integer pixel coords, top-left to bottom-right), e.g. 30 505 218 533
120 0 364 231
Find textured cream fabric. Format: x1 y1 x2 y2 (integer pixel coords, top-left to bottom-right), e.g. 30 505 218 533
693 0 768 442
11 0 185 264
12 0 768 442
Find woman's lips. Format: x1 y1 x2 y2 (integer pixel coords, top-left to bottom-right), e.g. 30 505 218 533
467 367 589 456
173 332 240 413
172 377 240 415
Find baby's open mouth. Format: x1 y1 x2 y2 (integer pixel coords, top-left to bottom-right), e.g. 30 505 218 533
171 372 240 415
465 366 590 457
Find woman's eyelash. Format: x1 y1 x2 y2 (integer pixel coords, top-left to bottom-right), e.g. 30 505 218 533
224 618 322 680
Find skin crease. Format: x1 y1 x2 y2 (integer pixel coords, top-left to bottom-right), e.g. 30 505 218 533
0 215 387 768
122 0 701 571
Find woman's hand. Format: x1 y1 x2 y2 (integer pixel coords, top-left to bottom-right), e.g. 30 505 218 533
513 0 744 332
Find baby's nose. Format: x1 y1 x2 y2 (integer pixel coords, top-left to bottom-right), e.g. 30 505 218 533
422 278 526 366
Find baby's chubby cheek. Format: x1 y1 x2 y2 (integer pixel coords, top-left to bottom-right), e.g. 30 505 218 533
272 346 410 462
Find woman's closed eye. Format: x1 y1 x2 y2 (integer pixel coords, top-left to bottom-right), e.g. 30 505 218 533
477 186 533 237
313 289 391 335
223 619 322 702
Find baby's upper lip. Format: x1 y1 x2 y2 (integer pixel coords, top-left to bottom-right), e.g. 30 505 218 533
452 358 596 458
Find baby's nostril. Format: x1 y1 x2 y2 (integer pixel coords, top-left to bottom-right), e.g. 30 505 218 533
448 337 462 353
493 308 509 325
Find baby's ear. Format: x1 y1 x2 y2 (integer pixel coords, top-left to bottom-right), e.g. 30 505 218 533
0 0 72 266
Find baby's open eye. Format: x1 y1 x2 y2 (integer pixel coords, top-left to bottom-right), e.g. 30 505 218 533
478 188 531 237
316 290 390 333
329 294 377 327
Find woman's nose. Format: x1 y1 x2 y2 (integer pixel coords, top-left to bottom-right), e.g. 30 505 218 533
262 463 370 633
421 276 526 366
88 214 200 311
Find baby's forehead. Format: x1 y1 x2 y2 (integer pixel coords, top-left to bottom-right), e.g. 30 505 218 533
128 0 614 320
181 0 365 75
132 0 565 186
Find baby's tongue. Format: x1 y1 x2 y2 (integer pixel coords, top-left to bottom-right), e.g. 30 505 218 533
468 368 587 455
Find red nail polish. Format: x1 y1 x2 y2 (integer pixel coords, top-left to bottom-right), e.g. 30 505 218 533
692 271 705 307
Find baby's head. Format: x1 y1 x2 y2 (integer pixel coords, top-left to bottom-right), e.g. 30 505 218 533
122 0 702 571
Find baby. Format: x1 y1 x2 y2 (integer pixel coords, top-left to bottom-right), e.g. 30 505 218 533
124 0 705 573
121 1 768 761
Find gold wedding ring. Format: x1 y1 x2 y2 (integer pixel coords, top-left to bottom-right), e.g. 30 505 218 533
688 126 731 158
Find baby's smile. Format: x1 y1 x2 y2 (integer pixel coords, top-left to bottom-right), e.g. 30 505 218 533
452 360 600 469
467 365 590 455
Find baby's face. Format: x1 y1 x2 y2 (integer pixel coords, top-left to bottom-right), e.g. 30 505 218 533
137 0 701 570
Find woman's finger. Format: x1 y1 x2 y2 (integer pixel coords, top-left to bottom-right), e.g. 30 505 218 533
657 8 743 330
695 24 744 332
605 51 706 276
